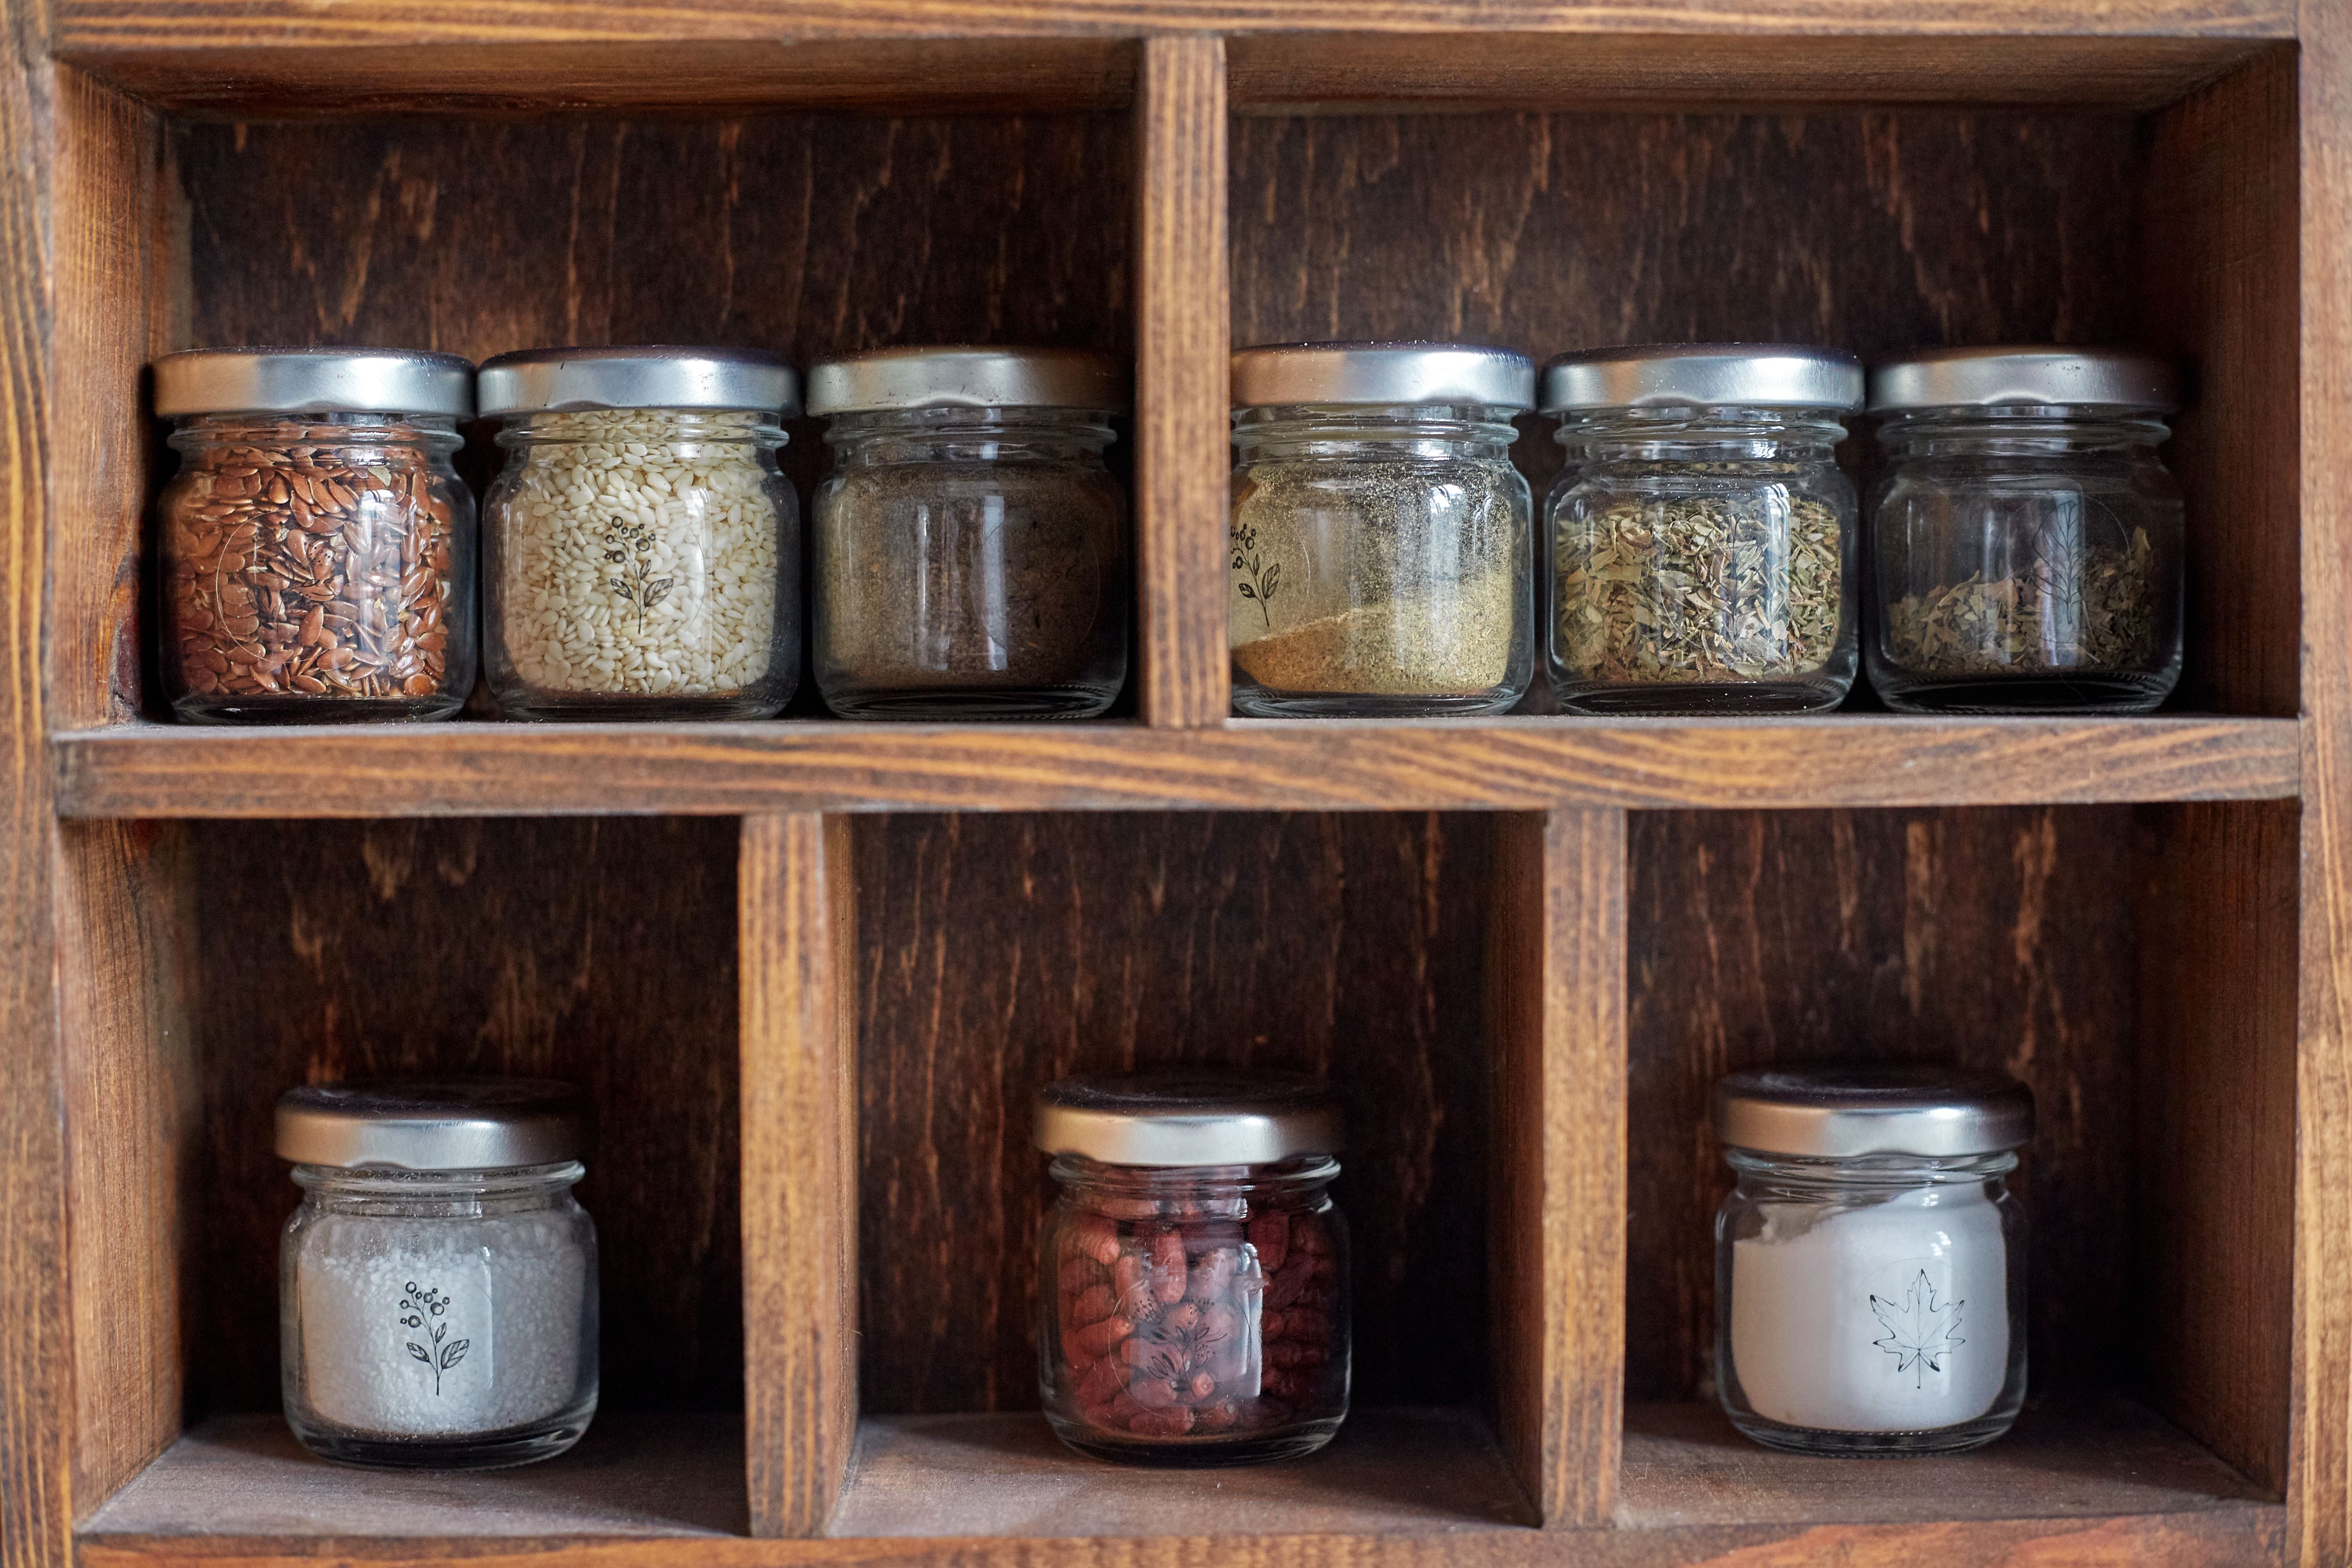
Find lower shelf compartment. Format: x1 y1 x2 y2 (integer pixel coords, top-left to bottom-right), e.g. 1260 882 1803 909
79 1400 2282 1566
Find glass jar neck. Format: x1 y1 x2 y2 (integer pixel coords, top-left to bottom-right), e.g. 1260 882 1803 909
292 1161 585 1218
1554 405 1845 463
1049 1153 1338 1218
169 411 461 456
1233 403 1521 462
497 407 785 449
1725 1147 2017 1195
825 405 1115 466
1878 405 2171 457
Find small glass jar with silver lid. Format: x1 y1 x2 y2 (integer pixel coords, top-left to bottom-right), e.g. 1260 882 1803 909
810 347 1130 719
1714 1066 2031 1457
479 347 800 720
278 1079 599 1470
1542 344 1862 714
1229 342 1535 717
154 347 477 724
1866 348 2185 714
1035 1073 1349 1465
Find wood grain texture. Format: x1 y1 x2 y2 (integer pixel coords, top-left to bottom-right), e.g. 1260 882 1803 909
181 818 742 1417
49 718 2300 818
2143 49 2300 719
740 815 857 1538
1227 32 2278 112
49 70 165 729
831 1409 1527 1536
1136 35 1229 728
2135 802 2296 1497
2293 0 2352 1559
1489 812 1621 1528
852 813 1494 1415
0 1 72 1566
48 0 2298 57
1625 808 2140 1405
57 821 197 1515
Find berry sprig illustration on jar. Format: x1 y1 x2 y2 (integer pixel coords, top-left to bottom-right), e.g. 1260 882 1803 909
1035 1072 1349 1465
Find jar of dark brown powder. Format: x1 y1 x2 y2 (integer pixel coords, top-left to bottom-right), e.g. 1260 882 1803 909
810 347 1129 719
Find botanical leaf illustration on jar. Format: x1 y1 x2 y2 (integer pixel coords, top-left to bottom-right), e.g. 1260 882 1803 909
1230 519 1282 630
1868 1270 1964 1388
399 1281 471 1396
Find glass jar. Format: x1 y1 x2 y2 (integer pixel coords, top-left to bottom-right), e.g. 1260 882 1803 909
1229 342 1534 717
1034 1073 1350 1465
154 349 477 724
277 1080 599 1470
479 348 800 720
1713 1067 2032 1457
1542 345 1862 714
810 348 1129 718
1867 349 2185 713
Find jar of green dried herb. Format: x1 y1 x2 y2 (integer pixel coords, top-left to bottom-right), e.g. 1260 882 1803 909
811 348 1129 720
1542 345 1863 714
1865 348 2184 714
1229 343 1535 718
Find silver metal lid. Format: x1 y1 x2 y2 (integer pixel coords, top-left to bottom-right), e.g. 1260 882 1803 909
153 347 475 418
1869 346 2180 413
1034 1072 1343 1168
277 1079 591 1170
1231 341 1535 411
1713 1066 2033 1159
807 346 1127 415
477 346 799 415
1540 343 1863 413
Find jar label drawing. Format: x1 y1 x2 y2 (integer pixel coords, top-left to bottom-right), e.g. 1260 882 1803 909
398 1280 471 1397
1868 1266 1964 1388
300 1248 503 1438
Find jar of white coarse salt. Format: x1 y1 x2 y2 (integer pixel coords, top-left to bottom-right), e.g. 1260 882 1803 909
478 346 800 720
1713 1066 2031 1456
278 1079 599 1470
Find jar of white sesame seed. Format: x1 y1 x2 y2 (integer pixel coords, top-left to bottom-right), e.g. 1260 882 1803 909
479 347 800 720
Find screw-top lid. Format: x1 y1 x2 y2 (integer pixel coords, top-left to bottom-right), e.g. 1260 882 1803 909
1540 343 1864 414
476 346 799 416
277 1079 591 1170
154 347 475 418
1034 1071 1344 1168
1231 341 1535 411
1868 346 2180 413
807 346 1128 415
1713 1066 2033 1160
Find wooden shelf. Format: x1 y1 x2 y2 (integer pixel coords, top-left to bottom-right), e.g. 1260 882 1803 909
77 1401 2279 1567
50 715 2297 817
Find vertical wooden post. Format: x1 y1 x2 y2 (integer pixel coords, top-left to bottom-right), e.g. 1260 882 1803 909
1491 808 1626 1528
1136 34 1230 729
740 813 859 1538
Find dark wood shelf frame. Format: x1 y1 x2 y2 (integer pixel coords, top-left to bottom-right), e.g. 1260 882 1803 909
4 7 2348 1568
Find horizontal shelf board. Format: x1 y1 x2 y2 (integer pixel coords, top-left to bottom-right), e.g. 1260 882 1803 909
80 1412 750 1539
78 1401 2283 1567
52 716 2298 817
829 1408 1532 1536
1618 1398 2276 1528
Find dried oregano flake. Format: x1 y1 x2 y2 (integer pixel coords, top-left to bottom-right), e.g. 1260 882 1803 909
1885 527 2157 675
1554 493 1843 684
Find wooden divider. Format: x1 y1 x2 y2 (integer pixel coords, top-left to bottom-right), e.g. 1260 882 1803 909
1136 33 1231 730
1491 810 1626 1527
740 814 860 1537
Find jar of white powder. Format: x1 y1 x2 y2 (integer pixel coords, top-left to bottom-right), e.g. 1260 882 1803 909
278 1079 598 1470
1713 1066 2031 1456
479 347 800 719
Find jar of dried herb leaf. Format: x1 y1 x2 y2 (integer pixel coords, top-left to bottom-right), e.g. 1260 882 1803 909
811 348 1129 719
479 347 799 721
1229 343 1534 717
1866 348 2184 714
155 348 477 724
1542 344 1862 714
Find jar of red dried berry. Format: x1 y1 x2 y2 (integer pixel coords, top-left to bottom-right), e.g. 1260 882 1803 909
1034 1073 1349 1466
